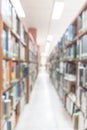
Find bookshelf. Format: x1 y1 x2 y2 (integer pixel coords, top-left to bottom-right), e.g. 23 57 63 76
47 2 87 130
28 33 38 97
0 0 39 130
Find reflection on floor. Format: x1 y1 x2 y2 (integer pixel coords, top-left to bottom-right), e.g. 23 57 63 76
15 68 74 130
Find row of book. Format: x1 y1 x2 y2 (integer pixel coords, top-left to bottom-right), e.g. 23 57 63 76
64 44 77 59
78 63 87 89
2 0 27 43
77 35 87 59
62 92 87 130
78 9 87 32
3 29 19 58
3 28 26 59
63 62 76 75
48 57 78 118
65 25 76 42
58 25 76 49
66 93 76 115
59 9 87 46
2 78 27 130
59 34 87 60
3 61 29 88
2 0 19 35
49 53 87 130
76 86 87 118
2 84 19 119
3 112 15 130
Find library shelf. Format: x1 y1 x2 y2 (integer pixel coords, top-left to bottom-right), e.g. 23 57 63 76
3 57 19 62
47 1 87 130
58 58 87 63
0 0 39 130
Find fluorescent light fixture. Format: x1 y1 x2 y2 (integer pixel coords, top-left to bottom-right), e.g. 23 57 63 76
11 0 25 18
47 35 53 42
52 1 64 20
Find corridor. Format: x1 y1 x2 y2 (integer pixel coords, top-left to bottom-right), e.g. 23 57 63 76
15 68 73 130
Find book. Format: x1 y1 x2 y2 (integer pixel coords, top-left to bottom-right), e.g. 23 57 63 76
78 64 85 87
68 25 76 41
78 64 87 88
76 39 83 59
7 61 10 85
16 63 20 79
15 83 19 100
23 63 29 77
20 43 25 60
10 62 16 83
82 11 85 31
20 63 24 78
73 111 84 130
20 24 24 41
82 35 87 58
14 39 19 58
78 15 82 32
12 7 17 32
3 61 7 88
8 31 13 57
11 36 16 58
7 120 12 130
71 44 76 58
66 93 76 115
3 98 11 118
85 66 87 88
66 62 76 75
2 29 8 56
82 10 87 31
80 90 87 117
16 16 20 35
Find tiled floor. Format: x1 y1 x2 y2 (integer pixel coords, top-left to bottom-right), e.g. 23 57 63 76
15 68 74 130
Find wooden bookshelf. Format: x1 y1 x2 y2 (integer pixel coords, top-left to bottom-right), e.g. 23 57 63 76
27 31 38 99
0 14 4 130
0 0 39 130
47 2 87 130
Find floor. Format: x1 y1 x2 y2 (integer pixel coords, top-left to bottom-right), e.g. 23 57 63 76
15 68 74 130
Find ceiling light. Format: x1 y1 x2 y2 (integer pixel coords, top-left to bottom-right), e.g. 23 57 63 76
52 1 64 20
47 35 53 42
11 0 25 18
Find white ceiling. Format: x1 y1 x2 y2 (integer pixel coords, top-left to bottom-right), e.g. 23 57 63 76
21 0 86 54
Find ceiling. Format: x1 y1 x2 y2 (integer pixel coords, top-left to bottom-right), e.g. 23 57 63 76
21 0 86 55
